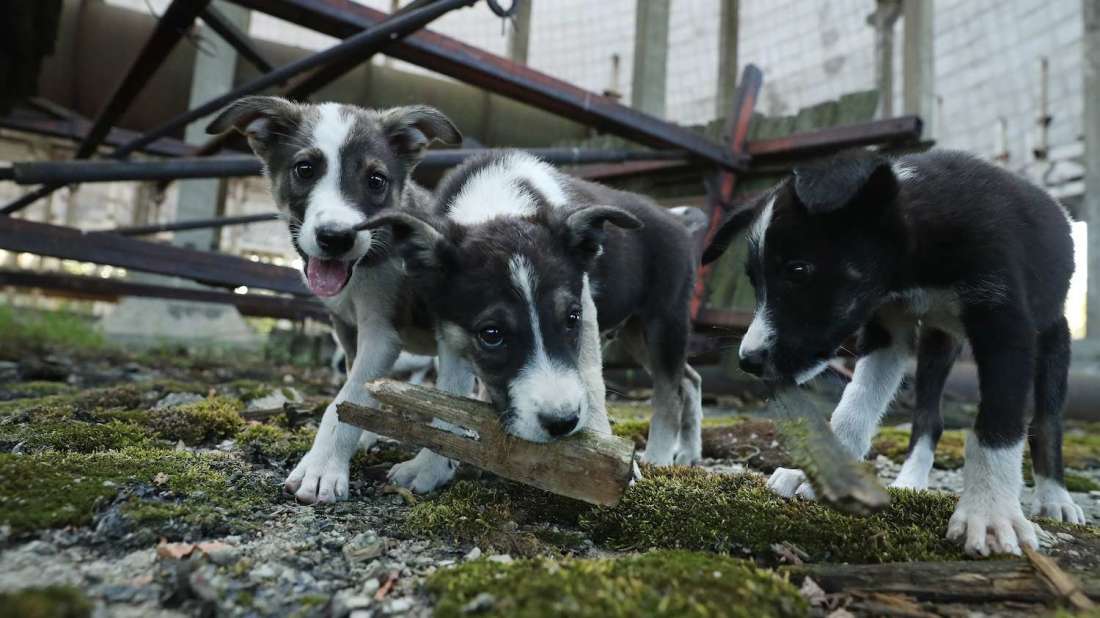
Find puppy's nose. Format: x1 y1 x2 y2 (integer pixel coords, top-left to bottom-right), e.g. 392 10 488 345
739 348 768 376
538 413 580 438
316 226 355 256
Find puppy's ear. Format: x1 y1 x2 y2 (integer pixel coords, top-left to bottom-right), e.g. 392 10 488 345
561 205 643 265
700 205 757 265
792 150 898 215
205 96 302 157
358 212 456 275
381 106 462 168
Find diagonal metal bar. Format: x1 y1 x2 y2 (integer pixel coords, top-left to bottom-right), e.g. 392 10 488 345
108 212 282 236
1 0 210 215
201 5 275 74
228 0 743 171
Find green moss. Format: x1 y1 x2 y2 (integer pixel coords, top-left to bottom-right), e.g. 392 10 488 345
0 447 278 537
427 550 807 618
404 481 531 551
581 467 963 563
224 380 275 402
0 305 105 360
148 396 245 444
875 426 1100 473
2 419 152 453
0 586 92 618
237 424 314 462
0 383 150 420
1063 473 1100 493
0 381 74 399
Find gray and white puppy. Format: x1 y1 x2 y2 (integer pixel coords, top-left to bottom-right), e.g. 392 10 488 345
206 97 470 502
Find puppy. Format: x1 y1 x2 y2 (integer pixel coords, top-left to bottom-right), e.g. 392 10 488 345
206 97 471 501
704 149 1083 556
364 151 704 463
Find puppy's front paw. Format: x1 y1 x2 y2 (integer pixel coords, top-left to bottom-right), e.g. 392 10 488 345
284 452 350 504
1033 483 1087 525
947 497 1038 556
640 445 676 467
767 467 810 498
388 449 456 493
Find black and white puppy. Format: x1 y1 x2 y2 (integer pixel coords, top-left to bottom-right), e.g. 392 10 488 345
704 148 1083 556
206 97 471 501
365 151 704 463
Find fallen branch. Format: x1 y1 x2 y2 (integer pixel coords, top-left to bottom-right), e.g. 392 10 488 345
1024 546 1097 611
767 387 890 514
783 560 1100 604
336 380 636 506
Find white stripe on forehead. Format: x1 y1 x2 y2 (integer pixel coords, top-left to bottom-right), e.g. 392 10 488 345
449 152 568 225
748 195 776 257
309 103 356 223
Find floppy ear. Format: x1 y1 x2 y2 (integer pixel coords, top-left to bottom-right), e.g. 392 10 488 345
561 205 643 263
699 205 758 265
381 105 462 167
792 150 898 215
357 212 454 274
205 96 302 157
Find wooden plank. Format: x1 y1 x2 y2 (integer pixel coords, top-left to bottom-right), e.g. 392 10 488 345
336 379 636 506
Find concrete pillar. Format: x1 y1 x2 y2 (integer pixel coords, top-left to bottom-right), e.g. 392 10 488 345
716 0 739 117
1084 0 1100 337
902 0 934 137
631 0 670 118
868 0 902 119
507 0 532 64
174 1 249 251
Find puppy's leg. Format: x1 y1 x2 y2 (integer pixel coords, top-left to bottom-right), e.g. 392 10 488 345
639 315 691 466
768 318 910 499
1029 317 1085 523
892 328 959 490
387 337 475 493
675 363 704 465
947 305 1038 556
285 320 401 503
579 274 611 434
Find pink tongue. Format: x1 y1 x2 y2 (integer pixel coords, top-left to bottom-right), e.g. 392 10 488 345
306 258 351 297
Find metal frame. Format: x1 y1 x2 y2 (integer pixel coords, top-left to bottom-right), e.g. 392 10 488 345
0 0 926 327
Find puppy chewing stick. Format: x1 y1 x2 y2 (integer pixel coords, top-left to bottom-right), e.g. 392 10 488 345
337 379 637 506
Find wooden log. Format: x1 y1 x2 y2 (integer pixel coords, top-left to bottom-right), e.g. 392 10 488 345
336 379 637 506
783 560 1100 604
767 387 891 514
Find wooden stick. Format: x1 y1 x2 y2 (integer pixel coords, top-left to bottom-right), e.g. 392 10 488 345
336 379 637 506
1024 546 1097 611
784 560 1100 604
767 387 890 514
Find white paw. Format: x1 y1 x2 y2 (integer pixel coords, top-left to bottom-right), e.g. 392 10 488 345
388 449 457 493
672 446 700 466
767 467 808 498
890 472 929 491
284 452 351 504
947 498 1038 556
794 482 816 500
357 431 380 451
1033 485 1087 525
640 444 676 466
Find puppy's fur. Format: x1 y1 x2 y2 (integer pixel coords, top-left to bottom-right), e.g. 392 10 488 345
206 97 470 501
706 149 1082 555
366 151 704 464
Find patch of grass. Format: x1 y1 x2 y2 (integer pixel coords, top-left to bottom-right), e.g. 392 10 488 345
426 550 807 618
148 396 245 445
404 481 542 555
874 425 1100 474
237 423 314 463
0 305 105 360
0 585 92 618
0 419 152 453
0 447 278 538
0 381 74 400
581 466 964 563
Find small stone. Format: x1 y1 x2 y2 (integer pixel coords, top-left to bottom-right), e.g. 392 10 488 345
153 392 204 411
463 547 482 561
487 554 513 565
24 540 55 556
343 532 386 563
1056 532 1076 542
252 564 278 580
461 592 495 614
361 578 381 596
384 598 413 614
826 610 856 618
332 591 372 617
204 545 241 566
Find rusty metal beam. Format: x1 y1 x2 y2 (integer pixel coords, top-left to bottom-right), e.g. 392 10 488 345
201 5 275 74
227 0 743 170
747 115 923 161
0 217 308 295
0 270 326 321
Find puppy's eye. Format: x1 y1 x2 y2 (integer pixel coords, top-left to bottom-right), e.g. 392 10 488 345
478 326 504 349
293 161 315 181
784 260 814 283
367 173 388 194
565 308 581 330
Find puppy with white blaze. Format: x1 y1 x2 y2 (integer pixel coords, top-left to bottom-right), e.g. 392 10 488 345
206 96 470 502
703 148 1084 555
363 151 704 464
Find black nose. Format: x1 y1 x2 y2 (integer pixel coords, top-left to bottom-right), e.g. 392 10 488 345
739 349 768 376
538 413 579 438
315 226 355 256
